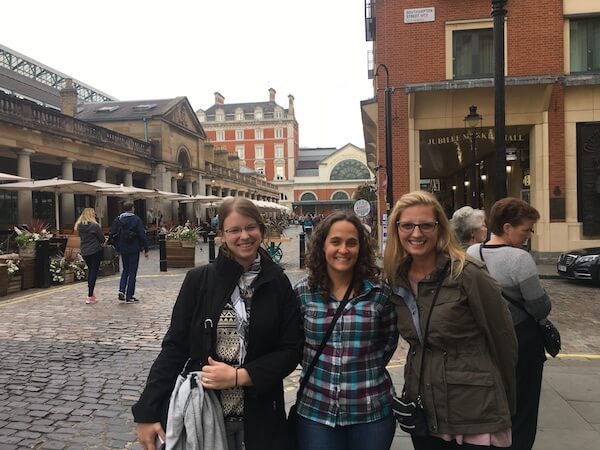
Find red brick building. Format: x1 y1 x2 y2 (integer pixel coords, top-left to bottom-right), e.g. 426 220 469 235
197 89 299 207
361 0 600 255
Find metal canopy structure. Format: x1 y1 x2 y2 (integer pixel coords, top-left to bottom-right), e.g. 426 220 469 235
0 44 116 104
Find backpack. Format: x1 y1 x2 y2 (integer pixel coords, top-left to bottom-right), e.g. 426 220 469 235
109 218 136 245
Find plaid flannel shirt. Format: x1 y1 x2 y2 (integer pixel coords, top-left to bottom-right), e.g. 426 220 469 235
294 278 399 427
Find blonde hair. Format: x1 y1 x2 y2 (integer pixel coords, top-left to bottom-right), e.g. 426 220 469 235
74 208 98 232
383 191 465 286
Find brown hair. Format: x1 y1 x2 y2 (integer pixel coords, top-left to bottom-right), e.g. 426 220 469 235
487 197 540 236
383 190 465 287
305 211 380 298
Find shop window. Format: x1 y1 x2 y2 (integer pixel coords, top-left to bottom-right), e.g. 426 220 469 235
570 18 600 73
453 28 494 79
0 190 17 225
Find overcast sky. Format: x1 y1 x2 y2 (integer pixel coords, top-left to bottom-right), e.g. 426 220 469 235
1 0 374 149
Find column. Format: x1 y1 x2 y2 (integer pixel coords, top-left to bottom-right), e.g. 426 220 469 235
123 170 133 187
95 165 107 227
171 177 179 223
61 158 76 229
17 149 34 225
185 180 193 222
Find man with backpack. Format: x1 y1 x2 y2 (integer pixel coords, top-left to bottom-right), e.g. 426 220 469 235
109 201 149 304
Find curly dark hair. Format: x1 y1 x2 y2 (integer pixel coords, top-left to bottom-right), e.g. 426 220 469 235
305 211 380 298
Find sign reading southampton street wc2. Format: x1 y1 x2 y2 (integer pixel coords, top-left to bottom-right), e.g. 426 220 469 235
404 7 435 24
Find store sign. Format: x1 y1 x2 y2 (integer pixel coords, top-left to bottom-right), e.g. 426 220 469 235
404 7 435 24
353 199 371 217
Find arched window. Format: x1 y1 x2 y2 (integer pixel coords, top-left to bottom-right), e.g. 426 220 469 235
300 192 317 201
177 148 191 170
331 191 349 200
330 160 371 180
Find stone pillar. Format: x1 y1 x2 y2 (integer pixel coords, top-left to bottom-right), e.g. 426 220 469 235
216 186 223 197
61 158 76 229
17 149 34 226
95 165 107 227
123 170 133 187
185 180 193 222
171 177 179 223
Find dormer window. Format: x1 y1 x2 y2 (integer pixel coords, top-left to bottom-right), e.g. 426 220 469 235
197 112 206 122
96 105 119 113
254 108 263 120
274 108 283 119
235 108 244 120
216 109 225 121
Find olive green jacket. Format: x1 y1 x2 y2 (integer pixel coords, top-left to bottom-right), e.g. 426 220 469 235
391 253 517 435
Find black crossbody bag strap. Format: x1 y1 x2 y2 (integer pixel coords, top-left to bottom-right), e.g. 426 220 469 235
413 261 450 401
295 282 354 403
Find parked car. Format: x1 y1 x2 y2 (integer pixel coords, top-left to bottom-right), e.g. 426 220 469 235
557 247 600 284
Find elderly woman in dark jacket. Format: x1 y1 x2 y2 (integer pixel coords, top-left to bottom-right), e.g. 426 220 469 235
133 197 303 450
383 191 517 450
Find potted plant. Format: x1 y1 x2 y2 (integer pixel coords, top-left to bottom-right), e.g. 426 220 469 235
70 254 88 282
14 220 53 258
165 225 197 268
49 258 65 284
6 258 22 294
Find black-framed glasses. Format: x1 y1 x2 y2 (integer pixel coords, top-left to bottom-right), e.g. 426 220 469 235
224 223 260 236
396 221 439 233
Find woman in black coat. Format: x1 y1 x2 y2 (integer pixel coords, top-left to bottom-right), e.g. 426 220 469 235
133 197 303 450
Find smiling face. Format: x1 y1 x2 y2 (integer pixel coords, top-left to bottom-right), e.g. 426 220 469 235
397 205 439 261
221 210 262 268
324 220 360 278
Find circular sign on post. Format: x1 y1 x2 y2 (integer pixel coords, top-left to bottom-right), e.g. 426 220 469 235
353 199 371 217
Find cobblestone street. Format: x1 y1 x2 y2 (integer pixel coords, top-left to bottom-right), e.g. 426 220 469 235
1 227 599 449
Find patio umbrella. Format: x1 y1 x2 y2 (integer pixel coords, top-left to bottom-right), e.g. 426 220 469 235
0 172 31 182
0 178 98 230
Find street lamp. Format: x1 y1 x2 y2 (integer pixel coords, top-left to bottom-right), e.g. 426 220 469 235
492 0 507 200
374 63 393 214
464 105 483 208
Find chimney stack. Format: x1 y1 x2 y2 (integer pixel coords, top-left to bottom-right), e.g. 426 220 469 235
288 94 295 118
214 92 225 105
269 88 276 102
60 78 78 117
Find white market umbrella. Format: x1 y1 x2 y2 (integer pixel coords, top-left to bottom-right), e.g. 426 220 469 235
0 172 31 182
0 178 98 230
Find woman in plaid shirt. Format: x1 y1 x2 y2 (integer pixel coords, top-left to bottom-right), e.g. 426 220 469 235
294 212 399 450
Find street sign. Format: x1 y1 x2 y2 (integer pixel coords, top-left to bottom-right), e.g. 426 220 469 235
353 199 371 217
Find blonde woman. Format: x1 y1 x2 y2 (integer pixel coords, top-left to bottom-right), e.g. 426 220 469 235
383 191 517 450
74 208 105 304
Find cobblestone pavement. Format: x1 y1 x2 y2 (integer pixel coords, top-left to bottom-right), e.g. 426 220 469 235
0 226 599 449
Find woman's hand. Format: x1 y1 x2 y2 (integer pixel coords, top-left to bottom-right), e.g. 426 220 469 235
136 422 165 450
201 357 237 390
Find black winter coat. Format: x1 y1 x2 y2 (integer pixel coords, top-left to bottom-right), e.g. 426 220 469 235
132 250 303 450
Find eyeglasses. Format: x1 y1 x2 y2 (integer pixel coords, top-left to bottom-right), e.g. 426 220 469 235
396 221 439 233
224 223 260 236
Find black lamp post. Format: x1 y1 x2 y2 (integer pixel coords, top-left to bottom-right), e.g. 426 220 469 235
464 105 483 209
375 63 393 214
492 0 507 200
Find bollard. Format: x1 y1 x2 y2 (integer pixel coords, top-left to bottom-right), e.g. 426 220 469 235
158 232 167 272
208 231 216 263
34 239 51 288
299 232 306 269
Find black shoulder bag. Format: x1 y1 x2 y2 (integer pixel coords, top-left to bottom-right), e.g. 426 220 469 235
287 282 354 450
479 244 561 358
393 261 449 436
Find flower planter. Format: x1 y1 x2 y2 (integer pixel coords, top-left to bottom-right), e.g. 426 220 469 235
0 264 8 297
166 240 195 268
7 275 22 294
19 257 35 290
19 243 36 259
181 240 196 248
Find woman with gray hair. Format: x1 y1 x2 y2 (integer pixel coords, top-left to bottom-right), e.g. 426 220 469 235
450 206 487 249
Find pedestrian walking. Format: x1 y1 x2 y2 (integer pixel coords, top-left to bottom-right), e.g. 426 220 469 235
109 201 148 304
74 207 105 304
132 197 303 450
467 197 552 450
383 191 517 450
293 211 398 450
